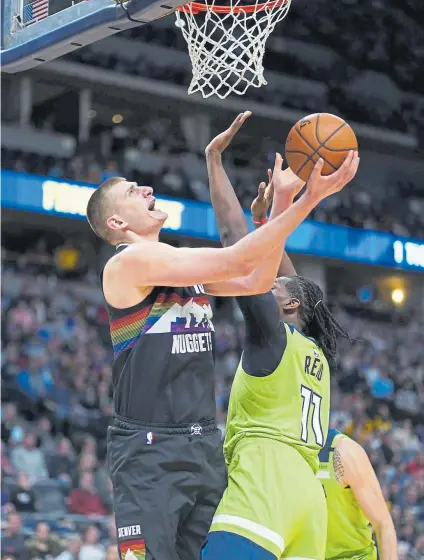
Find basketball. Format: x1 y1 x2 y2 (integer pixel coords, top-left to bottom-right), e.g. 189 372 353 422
285 113 358 183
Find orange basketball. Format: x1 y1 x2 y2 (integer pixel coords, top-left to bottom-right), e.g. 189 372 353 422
285 113 358 182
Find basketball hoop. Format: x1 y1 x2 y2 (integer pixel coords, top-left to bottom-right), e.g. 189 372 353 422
175 0 291 99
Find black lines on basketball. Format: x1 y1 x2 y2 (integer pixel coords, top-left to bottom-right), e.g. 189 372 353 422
294 126 337 174
285 113 358 182
316 114 346 150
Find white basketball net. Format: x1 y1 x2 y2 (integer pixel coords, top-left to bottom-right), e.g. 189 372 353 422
175 0 291 99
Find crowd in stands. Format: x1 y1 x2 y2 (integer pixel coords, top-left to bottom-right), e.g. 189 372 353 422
1 242 424 559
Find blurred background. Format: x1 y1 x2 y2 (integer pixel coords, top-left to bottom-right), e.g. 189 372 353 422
1 0 424 558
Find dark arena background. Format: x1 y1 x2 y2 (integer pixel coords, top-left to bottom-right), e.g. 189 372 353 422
1 0 424 558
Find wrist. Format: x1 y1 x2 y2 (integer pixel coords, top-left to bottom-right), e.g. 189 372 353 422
205 150 223 162
303 189 322 207
252 216 268 226
275 193 295 209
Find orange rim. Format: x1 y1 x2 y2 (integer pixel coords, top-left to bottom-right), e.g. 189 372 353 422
176 0 287 14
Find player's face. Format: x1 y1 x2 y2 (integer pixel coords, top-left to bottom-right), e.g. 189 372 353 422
107 180 168 236
272 277 302 328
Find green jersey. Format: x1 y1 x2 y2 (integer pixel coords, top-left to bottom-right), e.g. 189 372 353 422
224 321 330 474
318 430 377 560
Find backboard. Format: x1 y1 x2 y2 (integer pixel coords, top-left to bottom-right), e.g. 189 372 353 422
1 0 185 73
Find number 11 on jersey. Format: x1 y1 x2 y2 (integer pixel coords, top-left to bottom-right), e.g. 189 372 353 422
300 385 324 446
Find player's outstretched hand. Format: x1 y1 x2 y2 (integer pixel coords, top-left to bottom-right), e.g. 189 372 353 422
306 150 359 202
205 111 252 155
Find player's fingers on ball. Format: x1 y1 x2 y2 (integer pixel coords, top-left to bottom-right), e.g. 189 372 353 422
352 152 360 172
332 157 351 183
310 158 324 182
346 152 359 178
340 150 354 170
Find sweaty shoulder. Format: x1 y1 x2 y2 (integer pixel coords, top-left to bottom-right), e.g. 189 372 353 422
103 245 153 309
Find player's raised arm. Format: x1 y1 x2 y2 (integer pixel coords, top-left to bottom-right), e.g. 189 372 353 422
206 111 251 247
336 437 398 560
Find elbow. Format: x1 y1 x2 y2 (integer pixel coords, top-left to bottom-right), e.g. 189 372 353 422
243 274 274 295
372 514 395 538
255 277 274 294
226 247 254 277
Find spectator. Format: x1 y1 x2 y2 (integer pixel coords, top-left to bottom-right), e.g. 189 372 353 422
1 403 27 444
11 432 49 484
2 512 30 560
408 450 424 475
10 471 36 513
79 525 105 560
370 370 394 400
16 355 54 402
380 432 395 465
101 159 120 182
1 443 16 476
35 416 57 456
55 536 82 560
68 471 106 516
1 472 13 513
48 437 76 483
26 522 63 559
105 544 119 560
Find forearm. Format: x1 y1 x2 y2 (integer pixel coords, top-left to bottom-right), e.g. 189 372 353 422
253 192 296 277
268 178 304 277
374 518 398 560
206 151 249 247
231 191 318 270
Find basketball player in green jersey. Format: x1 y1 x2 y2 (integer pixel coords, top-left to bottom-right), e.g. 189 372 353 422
318 429 398 560
202 113 359 560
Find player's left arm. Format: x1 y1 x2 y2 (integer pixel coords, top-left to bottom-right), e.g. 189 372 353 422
336 437 398 560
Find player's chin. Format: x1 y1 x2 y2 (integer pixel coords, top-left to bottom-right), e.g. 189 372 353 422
151 209 168 223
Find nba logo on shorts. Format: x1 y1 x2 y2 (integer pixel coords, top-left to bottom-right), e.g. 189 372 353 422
146 432 153 445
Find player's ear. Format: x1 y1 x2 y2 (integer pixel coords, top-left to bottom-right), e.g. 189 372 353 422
283 298 300 311
107 214 128 231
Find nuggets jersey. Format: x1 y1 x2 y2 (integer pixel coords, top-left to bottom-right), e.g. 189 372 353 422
103 246 216 423
224 323 330 474
318 429 377 560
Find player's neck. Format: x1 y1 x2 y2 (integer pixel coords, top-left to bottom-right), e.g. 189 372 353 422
121 230 160 244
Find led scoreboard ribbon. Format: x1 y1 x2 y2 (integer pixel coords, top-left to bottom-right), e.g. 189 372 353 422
1 170 423 272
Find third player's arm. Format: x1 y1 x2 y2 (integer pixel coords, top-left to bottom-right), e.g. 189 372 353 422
337 438 398 560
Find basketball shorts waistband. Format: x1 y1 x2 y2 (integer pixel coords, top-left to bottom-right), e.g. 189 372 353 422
113 414 218 435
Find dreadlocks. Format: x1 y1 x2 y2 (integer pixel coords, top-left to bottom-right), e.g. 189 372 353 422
284 275 352 371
